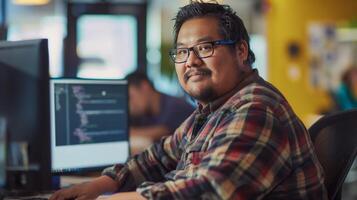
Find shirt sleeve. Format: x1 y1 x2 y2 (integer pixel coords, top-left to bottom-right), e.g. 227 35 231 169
102 123 185 192
136 103 292 200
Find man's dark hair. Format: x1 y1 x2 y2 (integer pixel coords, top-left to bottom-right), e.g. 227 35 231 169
173 0 255 65
125 71 154 88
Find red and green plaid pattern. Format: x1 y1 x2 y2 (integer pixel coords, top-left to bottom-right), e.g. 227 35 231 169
103 70 328 200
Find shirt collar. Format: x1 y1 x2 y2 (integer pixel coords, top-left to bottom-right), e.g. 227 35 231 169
197 69 260 115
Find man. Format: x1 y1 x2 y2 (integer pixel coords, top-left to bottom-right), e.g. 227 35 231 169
50 1 327 200
126 72 194 154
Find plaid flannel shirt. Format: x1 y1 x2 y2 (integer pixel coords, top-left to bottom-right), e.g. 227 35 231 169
103 70 328 200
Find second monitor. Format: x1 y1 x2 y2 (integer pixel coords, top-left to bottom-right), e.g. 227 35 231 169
50 79 129 173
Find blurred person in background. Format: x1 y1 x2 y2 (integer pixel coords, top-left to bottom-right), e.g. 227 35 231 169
334 65 357 110
126 71 194 154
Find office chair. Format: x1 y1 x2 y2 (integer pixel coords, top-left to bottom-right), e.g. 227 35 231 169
308 109 357 200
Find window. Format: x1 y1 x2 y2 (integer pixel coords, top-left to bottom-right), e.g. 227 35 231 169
65 2 147 78
76 15 137 79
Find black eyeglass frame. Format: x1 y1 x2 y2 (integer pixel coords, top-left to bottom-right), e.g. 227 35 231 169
169 39 236 64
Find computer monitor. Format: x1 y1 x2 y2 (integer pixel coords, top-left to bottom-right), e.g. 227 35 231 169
0 39 51 191
50 79 129 173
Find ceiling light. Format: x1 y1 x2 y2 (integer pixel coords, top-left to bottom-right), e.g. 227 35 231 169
12 0 50 5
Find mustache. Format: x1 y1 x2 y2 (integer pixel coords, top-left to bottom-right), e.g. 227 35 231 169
184 68 212 82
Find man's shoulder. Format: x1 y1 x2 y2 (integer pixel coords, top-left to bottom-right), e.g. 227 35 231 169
234 80 285 105
220 80 302 127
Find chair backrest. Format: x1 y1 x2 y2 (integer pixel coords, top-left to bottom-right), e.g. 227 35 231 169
308 109 357 200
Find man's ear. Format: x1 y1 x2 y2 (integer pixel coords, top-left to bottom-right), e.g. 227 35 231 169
235 40 249 64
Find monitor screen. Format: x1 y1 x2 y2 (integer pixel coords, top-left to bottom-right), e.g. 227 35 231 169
50 79 129 173
0 39 51 191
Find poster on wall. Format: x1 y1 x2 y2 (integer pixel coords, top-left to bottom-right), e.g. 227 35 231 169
308 23 339 90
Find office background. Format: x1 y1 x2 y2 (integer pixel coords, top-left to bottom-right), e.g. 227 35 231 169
0 0 356 199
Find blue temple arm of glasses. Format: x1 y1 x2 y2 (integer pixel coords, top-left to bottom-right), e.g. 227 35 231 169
215 40 236 45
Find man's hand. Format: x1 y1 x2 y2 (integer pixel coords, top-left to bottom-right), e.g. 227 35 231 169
49 176 118 200
50 182 98 200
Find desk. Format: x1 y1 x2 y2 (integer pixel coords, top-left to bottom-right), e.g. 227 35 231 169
60 175 96 188
4 194 111 200
3 176 97 200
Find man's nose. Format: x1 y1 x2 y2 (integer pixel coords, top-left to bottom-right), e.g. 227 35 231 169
185 49 203 68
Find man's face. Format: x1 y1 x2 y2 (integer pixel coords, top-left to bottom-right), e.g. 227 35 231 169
175 17 249 105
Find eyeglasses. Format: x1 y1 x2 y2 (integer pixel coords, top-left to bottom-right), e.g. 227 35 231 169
169 39 236 63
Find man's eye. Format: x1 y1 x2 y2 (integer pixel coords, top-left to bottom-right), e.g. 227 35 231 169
177 49 188 55
197 44 212 52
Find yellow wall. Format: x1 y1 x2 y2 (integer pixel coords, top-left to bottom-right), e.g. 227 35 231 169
266 0 357 125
